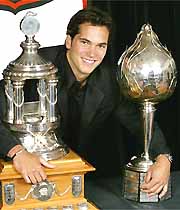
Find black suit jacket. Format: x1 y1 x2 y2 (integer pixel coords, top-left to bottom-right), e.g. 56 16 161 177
0 45 170 175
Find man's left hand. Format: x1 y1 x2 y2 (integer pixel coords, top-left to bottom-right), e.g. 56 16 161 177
140 154 171 198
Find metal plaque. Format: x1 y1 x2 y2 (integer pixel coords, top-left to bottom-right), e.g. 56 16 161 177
4 183 15 205
31 180 55 201
72 175 82 197
62 204 74 210
77 202 88 210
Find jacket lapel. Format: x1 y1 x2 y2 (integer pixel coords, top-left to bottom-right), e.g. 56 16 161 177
55 49 69 133
81 83 104 130
57 84 68 131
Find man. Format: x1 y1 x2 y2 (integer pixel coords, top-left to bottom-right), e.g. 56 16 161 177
0 8 171 198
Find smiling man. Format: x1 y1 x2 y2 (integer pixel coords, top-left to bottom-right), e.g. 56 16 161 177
0 7 172 199
66 22 109 81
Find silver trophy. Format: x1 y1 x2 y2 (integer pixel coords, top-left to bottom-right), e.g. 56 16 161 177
118 24 177 202
3 12 68 160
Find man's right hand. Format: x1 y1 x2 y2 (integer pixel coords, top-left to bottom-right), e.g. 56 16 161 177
13 150 56 184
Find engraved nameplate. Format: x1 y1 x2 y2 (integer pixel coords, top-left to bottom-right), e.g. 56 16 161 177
72 175 82 197
4 183 15 205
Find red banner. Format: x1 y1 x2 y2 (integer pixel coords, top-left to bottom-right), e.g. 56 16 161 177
83 0 87 8
0 0 53 14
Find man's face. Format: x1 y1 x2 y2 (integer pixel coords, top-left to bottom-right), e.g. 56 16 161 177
66 23 109 82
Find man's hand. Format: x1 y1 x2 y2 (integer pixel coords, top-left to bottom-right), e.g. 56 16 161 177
13 150 55 184
140 154 171 198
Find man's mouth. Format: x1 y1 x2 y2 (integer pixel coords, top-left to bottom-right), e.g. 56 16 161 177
82 58 95 64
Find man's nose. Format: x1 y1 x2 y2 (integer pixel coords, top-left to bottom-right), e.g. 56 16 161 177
88 45 96 57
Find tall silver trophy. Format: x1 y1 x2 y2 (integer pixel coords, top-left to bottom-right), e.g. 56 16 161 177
3 12 68 160
118 24 177 202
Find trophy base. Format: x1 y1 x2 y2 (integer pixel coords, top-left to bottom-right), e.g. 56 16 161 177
32 144 69 161
0 150 99 210
17 131 69 161
122 168 171 202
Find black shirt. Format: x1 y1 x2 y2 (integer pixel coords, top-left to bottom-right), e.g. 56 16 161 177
64 60 87 150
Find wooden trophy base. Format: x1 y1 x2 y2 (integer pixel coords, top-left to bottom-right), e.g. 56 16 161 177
0 150 98 210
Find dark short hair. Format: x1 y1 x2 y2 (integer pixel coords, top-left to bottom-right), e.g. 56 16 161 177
66 7 112 43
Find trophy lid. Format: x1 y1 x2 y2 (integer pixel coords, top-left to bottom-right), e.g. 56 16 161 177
3 12 57 81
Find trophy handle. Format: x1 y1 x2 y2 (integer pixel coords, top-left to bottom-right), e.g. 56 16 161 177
141 101 156 161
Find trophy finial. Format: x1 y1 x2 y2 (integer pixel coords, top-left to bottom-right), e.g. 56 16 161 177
141 23 152 32
20 11 40 37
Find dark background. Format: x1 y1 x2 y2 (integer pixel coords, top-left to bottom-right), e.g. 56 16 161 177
88 0 180 171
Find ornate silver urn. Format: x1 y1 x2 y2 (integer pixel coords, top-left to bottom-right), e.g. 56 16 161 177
3 12 68 160
118 24 177 202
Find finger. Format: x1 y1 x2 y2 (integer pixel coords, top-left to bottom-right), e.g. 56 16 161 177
23 175 31 183
141 179 157 190
141 183 159 193
38 167 47 181
32 170 44 183
40 157 56 168
28 172 39 184
148 184 164 197
159 183 168 199
144 170 152 183
29 176 38 184
142 178 164 194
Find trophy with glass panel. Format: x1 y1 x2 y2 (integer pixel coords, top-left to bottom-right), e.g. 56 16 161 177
118 24 177 202
0 12 98 210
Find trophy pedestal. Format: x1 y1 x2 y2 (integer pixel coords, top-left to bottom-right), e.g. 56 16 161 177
0 150 98 210
123 164 171 202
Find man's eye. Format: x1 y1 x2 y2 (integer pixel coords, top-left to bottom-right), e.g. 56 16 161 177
81 40 88 45
99 45 106 49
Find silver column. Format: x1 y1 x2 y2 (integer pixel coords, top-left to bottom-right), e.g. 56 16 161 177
37 79 46 116
142 102 156 160
13 81 24 124
46 79 58 123
4 79 14 123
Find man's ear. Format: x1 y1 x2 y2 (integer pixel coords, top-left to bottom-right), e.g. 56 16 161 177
65 35 72 49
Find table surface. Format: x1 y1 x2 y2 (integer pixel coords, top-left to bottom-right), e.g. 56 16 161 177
85 171 180 210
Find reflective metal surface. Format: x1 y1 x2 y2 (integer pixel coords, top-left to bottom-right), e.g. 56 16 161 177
3 12 68 160
119 24 177 104
31 180 55 201
118 24 177 202
62 205 74 210
77 202 88 210
4 183 15 205
72 175 82 197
